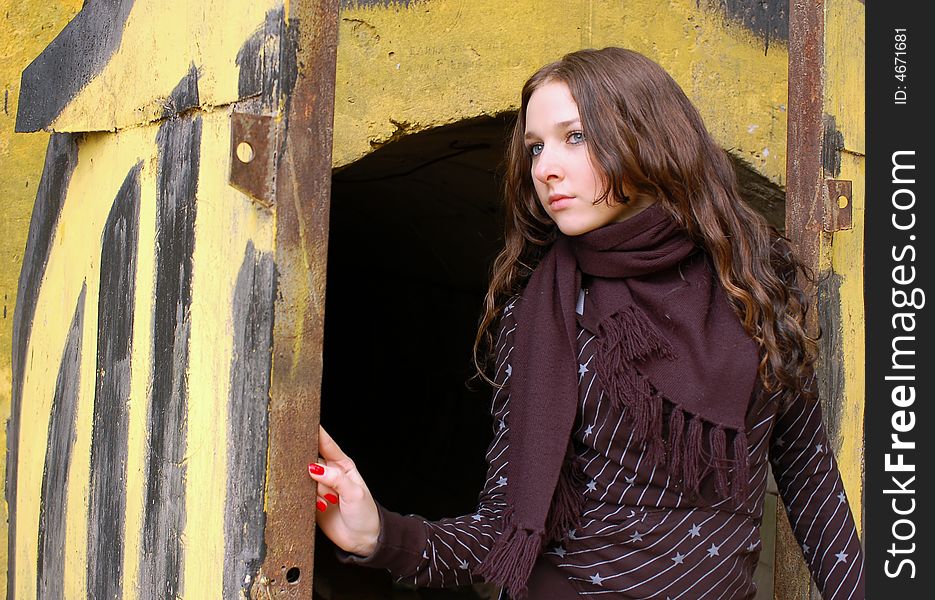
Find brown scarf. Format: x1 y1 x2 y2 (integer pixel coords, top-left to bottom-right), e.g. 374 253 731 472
476 203 759 598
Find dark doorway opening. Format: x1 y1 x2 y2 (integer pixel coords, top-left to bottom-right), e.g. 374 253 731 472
316 115 512 599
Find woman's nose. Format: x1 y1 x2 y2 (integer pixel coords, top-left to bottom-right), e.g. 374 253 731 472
533 148 563 183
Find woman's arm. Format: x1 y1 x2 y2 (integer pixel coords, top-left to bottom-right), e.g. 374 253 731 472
768 373 865 599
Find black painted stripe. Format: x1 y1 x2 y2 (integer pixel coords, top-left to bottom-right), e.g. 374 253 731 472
37 284 86 599
15 0 137 132
162 62 200 119
340 0 414 7
6 133 79 599
138 111 201 597
822 114 845 178
223 243 274 597
87 163 142 599
717 0 789 51
236 7 297 110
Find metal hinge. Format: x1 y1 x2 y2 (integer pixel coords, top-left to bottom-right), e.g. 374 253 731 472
822 179 852 232
230 111 279 208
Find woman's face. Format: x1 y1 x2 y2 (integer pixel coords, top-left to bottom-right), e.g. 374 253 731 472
524 80 652 236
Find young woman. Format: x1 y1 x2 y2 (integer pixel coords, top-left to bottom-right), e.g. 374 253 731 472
307 48 865 599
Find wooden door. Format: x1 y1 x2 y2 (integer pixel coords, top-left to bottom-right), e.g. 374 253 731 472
8 1 338 598
780 0 865 597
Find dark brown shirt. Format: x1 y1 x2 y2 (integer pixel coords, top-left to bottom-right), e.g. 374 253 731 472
342 298 865 599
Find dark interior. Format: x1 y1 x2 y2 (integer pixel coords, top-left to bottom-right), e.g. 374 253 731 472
314 114 785 599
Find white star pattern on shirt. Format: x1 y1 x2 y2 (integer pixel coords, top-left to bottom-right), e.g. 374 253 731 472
802 544 810 555
505 364 512 377
775 436 785 447
397 297 864 600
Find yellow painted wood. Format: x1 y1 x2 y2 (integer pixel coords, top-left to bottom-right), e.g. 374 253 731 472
182 109 274 598
10 111 275 598
13 125 156 599
120 131 159 600
821 0 865 532
49 0 282 132
0 2 83 590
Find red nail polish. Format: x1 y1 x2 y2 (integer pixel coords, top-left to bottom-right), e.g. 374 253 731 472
324 493 339 505
316 500 327 512
309 463 324 476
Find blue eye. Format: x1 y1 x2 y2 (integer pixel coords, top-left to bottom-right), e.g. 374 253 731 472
568 131 586 144
528 143 544 157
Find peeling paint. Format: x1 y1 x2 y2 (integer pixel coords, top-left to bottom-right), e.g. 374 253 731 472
37 285 85 599
822 114 845 178
6 132 78 599
340 0 414 8
817 270 846 441
15 0 136 132
223 243 274 598
162 62 200 119
711 0 789 53
138 110 202 598
237 7 299 111
86 162 142 600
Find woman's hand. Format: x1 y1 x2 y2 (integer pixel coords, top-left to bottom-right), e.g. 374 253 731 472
308 426 381 557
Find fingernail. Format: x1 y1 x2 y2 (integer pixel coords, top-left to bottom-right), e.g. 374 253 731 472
324 493 339 505
316 500 327 512
309 463 325 476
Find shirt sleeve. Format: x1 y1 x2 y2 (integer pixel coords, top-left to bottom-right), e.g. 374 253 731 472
769 372 866 599
337 299 520 587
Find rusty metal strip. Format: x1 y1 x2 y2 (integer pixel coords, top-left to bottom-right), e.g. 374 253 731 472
822 179 853 232
230 112 279 208
777 0 825 598
256 0 339 597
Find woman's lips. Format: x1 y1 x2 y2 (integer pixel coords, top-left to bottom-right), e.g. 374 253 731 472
548 195 574 210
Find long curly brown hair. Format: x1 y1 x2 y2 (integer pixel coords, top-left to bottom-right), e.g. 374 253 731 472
474 47 817 405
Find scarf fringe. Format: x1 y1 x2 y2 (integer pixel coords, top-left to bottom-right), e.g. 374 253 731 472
682 415 706 496
596 304 750 507
731 430 750 501
595 305 671 450
545 449 588 542
475 515 543 600
710 426 729 498
667 407 686 479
